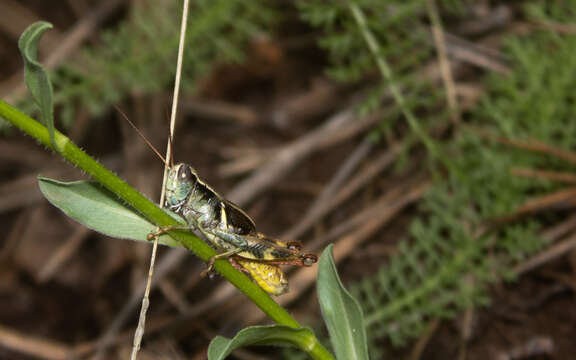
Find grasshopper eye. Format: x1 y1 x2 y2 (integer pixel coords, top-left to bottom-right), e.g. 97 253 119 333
178 165 196 184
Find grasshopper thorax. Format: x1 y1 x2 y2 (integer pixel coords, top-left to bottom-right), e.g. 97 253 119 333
165 163 198 213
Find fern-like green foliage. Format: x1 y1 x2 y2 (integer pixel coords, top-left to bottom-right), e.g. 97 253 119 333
10 0 276 129
351 0 576 352
298 0 432 83
296 0 460 132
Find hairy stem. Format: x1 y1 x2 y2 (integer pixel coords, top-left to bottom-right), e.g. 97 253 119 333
0 100 334 359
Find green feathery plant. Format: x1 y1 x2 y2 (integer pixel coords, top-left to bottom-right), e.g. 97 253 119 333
350 0 576 355
296 0 464 139
6 1 574 358
0 21 374 360
5 0 276 130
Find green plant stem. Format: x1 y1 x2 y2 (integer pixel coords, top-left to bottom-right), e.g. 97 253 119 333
0 99 334 360
284 329 334 360
347 2 438 158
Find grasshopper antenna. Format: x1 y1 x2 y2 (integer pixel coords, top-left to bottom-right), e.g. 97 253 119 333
113 105 168 167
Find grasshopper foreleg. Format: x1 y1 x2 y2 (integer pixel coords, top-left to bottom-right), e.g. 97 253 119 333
146 224 196 241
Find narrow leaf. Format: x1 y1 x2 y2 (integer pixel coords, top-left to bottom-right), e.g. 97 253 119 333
317 244 369 360
38 176 183 247
208 325 314 360
18 21 55 147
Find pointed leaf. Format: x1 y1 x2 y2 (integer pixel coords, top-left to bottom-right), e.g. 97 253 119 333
18 21 55 147
317 244 369 360
208 325 314 360
38 176 184 247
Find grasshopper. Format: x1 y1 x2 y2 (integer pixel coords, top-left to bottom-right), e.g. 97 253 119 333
159 163 317 295
120 110 316 295
162 163 317 266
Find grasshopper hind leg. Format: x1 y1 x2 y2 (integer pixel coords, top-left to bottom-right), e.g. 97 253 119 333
228 256 251 274
147 225 245 277
200 248 243 278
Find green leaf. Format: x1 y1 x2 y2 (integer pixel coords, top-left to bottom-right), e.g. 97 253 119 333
1 100 324 344
317 244 369 360
18 21 55 147
38 176 184 247
208 325 315 360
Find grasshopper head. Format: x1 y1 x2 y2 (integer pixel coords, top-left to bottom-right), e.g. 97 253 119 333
165 163 198 212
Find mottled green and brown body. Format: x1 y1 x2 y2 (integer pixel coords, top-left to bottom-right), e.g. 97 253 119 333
163 163 316 294
164 163 254 252
119 109 313 294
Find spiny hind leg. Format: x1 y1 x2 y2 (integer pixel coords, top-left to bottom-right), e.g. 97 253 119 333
228 256 251 274
201 248 243 278
207 228 249 249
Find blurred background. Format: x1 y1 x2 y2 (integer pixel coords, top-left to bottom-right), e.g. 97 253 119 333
1 0 576 359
